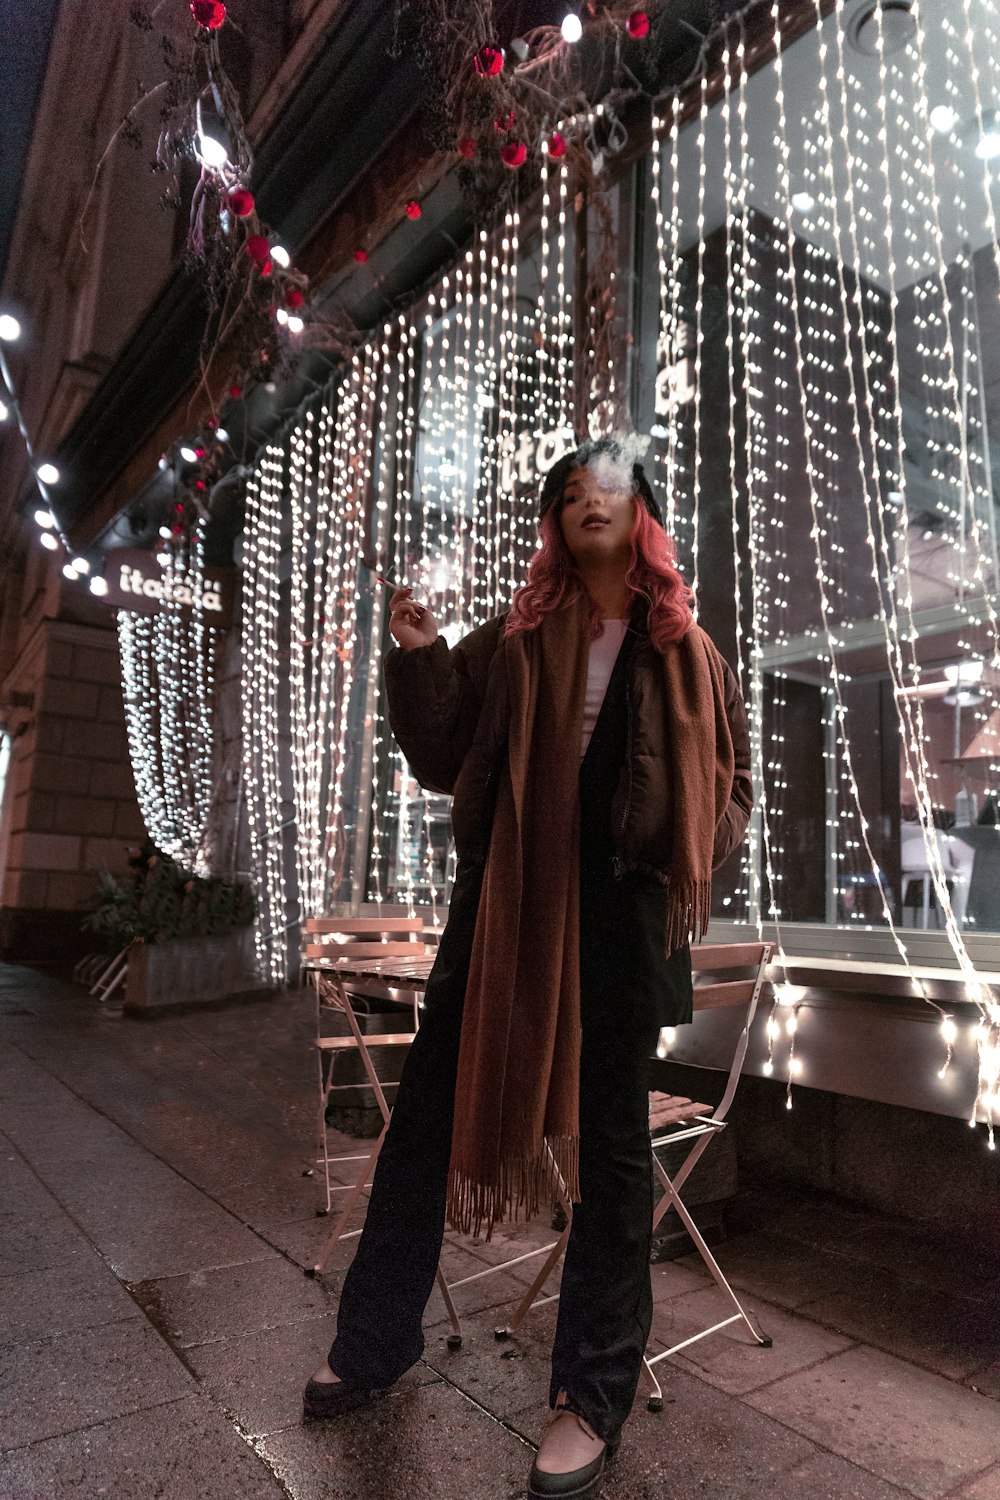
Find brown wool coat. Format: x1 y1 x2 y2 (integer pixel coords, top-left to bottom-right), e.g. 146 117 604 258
384 613 754 885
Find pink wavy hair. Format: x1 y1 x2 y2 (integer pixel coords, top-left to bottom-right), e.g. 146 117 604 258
506 501 694 652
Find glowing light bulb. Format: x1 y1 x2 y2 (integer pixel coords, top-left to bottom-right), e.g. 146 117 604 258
275 307 289 326
270 245 290 268
61 563 77 579
37 462 60 485
561 12 582 42
40 532 58 551
198 133 229 168
0 314 21 341
180 446 198 463
976 128 1000 160
791 191 816 213
0 400 8 422
159 525 172 540
215 427 229 442
286 314 304 334
929 104 958 133
74 556 91 574
89 575 108 596
34 508 55 529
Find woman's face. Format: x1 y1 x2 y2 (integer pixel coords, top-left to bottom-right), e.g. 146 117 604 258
558 464 637 567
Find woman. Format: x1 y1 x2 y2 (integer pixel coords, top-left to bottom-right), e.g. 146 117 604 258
304 437 752 1500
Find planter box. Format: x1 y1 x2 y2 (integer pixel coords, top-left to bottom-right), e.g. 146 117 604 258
123 927 259 1015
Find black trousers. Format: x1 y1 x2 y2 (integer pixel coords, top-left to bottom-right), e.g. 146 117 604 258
327 859 661 1443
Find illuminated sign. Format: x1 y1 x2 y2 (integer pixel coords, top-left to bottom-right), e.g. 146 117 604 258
99 548 235 626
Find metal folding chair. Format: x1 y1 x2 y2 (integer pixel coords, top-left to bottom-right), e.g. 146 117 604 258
300 916 463 1344
493 940 774 1411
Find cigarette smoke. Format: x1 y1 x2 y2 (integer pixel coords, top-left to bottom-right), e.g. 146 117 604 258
585 433 651 492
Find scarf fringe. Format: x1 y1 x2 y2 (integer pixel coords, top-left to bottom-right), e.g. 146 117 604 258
447 1136 580 1242
666 878 713 953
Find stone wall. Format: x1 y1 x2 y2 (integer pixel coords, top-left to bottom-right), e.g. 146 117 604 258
0 618 144 960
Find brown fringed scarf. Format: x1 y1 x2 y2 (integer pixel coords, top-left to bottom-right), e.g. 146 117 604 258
446 596 734 1238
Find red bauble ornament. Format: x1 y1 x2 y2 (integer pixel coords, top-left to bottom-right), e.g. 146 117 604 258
548 130 567 159
194 446 207 458
472 45 504 77
195 480 206 490
404 200 422 220
353 248 368 263
228 384 242 399
206 416 219 430
284 287 304 309
246 234 270 265
494 109 515 133
458 137 477 158
626 10 649 38
500 140 527 169
190 0 226 29
227 187 254 218
261 259 272 277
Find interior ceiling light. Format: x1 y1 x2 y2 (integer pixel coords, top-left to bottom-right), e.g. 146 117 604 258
929 104 959 134
849 1 916 57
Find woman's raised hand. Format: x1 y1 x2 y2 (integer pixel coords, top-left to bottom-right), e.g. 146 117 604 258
388 586 439 651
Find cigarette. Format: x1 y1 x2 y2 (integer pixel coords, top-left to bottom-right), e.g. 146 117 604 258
361 553 425 612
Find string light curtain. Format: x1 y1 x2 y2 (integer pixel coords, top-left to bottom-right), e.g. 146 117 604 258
118 529 218 875
238 0 1000 1132
648 0 1000 1129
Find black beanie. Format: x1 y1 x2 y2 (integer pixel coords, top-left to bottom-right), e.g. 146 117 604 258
537 438 665 528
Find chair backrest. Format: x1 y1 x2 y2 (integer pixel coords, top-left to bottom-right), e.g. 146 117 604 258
690 941 773 1124
301 915 426 963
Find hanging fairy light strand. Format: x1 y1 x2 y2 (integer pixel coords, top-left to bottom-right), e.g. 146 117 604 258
118 528 218 875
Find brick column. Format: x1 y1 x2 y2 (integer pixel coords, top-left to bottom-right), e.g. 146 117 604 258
0 619 144 960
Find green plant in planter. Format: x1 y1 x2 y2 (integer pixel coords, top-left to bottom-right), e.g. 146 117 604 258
83 844 255 951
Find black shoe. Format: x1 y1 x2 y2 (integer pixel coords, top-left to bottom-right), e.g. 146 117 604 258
527 1420 620 1499
302 1375 382 1420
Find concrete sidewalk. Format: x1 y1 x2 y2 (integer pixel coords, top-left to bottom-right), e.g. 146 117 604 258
0 962 998 1500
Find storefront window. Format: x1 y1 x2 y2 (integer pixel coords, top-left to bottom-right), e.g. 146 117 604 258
631 1 1000 934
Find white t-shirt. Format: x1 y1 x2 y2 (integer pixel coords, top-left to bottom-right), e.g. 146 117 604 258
581 619 628 757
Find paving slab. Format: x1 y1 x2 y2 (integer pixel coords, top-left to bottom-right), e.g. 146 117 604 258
1 1255 141 1347
187 1315 442 1437
0 1209 97 1281
130 1253 342 1350
745 1344 1000 1499
678 1228 866 1310
0 1393 288 1499
60 1195 281 1284
946 1462 1000 1499
651 1284 855 1395
0 1319 193 1451
819 1216 1000 1306
422 1299 560 1421
256 1378 533 1500
509 1359 821 1499
798 1267 998 1382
